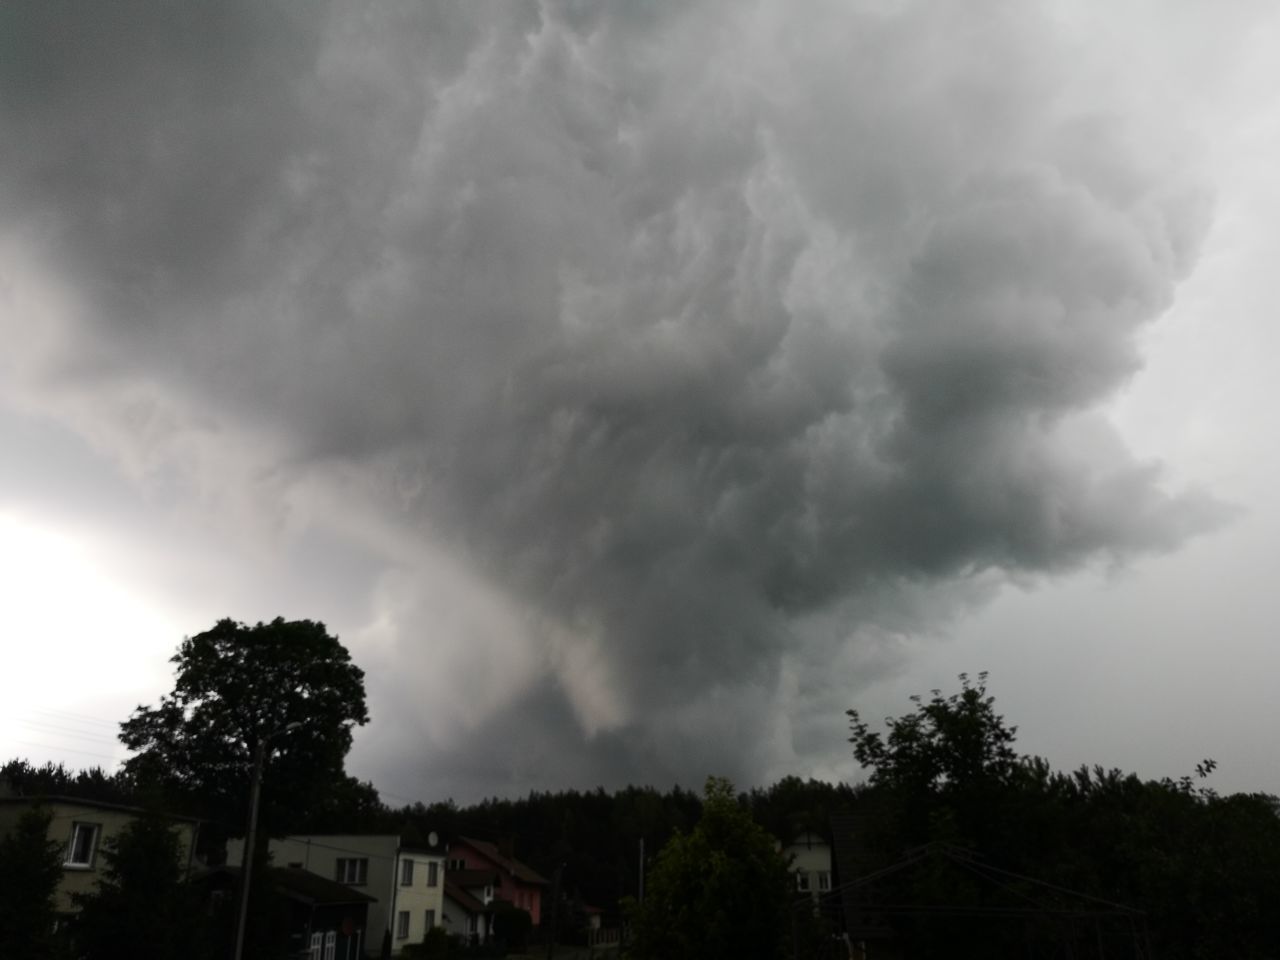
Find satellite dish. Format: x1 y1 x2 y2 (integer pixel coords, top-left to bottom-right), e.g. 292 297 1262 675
428 831 439 848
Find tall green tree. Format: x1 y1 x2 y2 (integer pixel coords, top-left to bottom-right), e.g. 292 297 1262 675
0 807 64 960
119 617 370 834
630 777 794 960
71 815 209 960
846 675 1280 960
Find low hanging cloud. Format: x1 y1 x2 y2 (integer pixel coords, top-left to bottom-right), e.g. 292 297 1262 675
1 1 1224 796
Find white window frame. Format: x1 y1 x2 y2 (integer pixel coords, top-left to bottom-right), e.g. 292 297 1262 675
335 858 368 885
309 932 323 960
323 931 336 960
427 861 439 887
64 822 100 868
396 911 411 940
796 872 811 892
424 909 435 931
448 857 466 871
818 870 831 892
401 858 414 886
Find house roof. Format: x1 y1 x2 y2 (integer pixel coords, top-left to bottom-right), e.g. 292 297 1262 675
451 868 502 889
0 795 201 824
455 837 548 885
274 834 445 856
274 867 378 906
195 865 376 907
444 881 490 915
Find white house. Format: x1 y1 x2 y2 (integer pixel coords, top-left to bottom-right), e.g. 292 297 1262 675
784 831 833 898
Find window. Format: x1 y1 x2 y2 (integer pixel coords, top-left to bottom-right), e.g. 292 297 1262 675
401 859 414 886
335 858 368 885
796 872 811 892
424 910 436 931
396 911 411 940
309 932 322 960
483 884 493 903
65 822 99 867
818 871 831 892
427 861 439 887
323 931 336 960
448 858 466 871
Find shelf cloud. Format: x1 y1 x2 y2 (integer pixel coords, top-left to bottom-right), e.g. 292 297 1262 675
1 1 1224 796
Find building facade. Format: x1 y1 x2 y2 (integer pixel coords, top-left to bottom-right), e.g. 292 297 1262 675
784 830 834 898
0 796 199 915
446 836 548 926
229 834 445 955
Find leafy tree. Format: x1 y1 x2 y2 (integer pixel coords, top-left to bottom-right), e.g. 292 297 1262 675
847 671 1021 855
491 901 533 952
745 775 860 844
845 674 1280 960
119 617 369 835
0 807 63 960
630 777 794 960
1 758 138 805
848 671 1018 796
71 815 209 960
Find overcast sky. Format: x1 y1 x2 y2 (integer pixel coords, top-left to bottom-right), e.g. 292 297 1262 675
3 1 1278 805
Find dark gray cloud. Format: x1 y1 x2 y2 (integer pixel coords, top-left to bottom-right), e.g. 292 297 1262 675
1 0 1224 796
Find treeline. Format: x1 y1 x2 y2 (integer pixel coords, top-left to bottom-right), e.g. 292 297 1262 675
8 670 1280 958
844 674 1280 960
1 756 851 917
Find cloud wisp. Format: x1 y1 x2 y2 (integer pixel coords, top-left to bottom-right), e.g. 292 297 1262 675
1 1 1223 796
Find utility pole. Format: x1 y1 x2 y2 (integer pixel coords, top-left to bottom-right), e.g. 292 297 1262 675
545 862 564 960
233 721 301 960
638 837 644 902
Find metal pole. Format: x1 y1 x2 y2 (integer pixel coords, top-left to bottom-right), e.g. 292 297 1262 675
545 863 563 960
638 838 644 902
233 739 266 960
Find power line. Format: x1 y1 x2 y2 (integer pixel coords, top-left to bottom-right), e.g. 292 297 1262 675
9 719 122 746
6 739 127 766
26 707 122 729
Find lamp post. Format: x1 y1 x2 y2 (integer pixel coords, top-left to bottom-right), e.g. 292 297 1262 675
233 721 302 960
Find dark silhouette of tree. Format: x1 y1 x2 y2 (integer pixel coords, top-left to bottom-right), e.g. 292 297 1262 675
71 815 210 960
119 617 369 835
0 807 63 960
846 674 1280 960
1 759 137 805
744 775 860 843
630 777 793 960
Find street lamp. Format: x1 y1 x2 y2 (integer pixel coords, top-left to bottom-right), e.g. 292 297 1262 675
233 721 302 960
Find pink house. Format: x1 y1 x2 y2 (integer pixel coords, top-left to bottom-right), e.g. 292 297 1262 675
446 836 549 926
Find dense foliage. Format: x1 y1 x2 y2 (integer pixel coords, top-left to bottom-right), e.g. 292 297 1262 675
71 815 210 960
630 777 794 960
0 807 63 960
847 674 1280 959
0 758 140 805
6 664 1280 957
118 617 369 834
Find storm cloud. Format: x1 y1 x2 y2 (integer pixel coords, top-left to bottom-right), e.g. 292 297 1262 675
1 1 1222 795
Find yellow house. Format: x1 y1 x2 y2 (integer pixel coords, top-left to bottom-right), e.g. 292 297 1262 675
0 796 200 915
